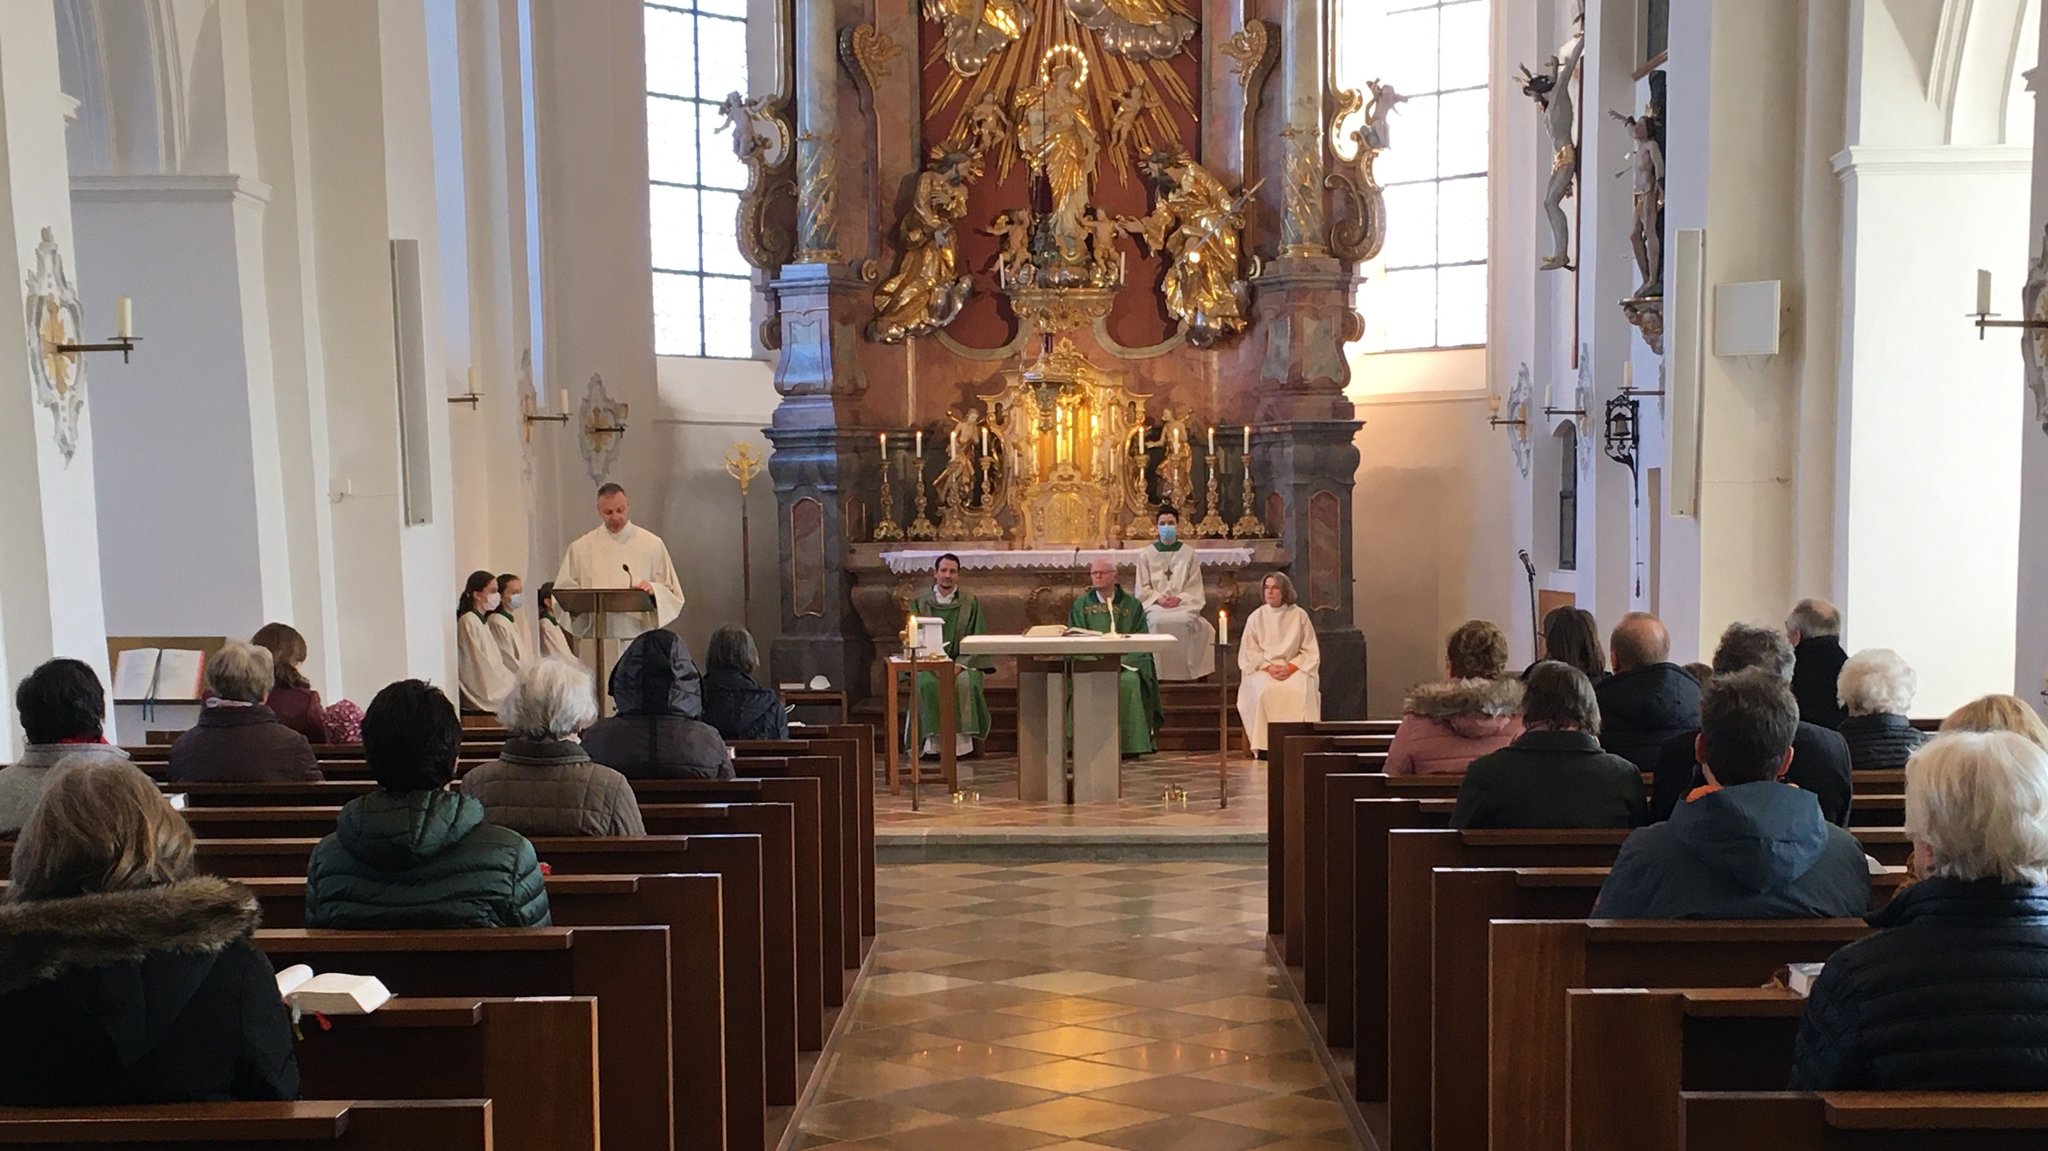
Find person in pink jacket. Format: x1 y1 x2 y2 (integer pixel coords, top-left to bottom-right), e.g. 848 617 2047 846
1386 620 1525 775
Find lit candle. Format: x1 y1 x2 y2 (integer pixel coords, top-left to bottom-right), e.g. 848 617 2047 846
950 429 958 459
915 429 923 458
1977 268 1994 315
1218 608 1229 646
879 431 887 455
116 296 133 339
1242 424 1251 455
980 425 989 454
1207 425 1216 456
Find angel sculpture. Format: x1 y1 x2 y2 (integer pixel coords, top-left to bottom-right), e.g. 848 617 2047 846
1107 79 1162 172
963 88 1013 165
1065 0 1197 61
1363 80 1408 153
1133 151 1256 346
1083 207 1131 286
869 148 982 343
1146 405 1195 511
924 0 1032 76
936 407 985 507
1517 12 1586 272
1609 109 1665 296
983 210 1035 287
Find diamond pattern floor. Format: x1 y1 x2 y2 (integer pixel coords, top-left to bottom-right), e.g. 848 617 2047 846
797 862 1363 1151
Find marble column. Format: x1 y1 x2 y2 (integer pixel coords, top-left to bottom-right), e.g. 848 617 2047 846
1278 0 1325 257
793 0 841 262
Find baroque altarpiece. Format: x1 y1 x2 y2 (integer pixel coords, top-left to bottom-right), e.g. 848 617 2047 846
736 0 1381 717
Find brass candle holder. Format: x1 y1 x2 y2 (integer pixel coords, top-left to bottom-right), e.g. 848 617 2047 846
905 456 938 540
971 454 1003 540
874 443 904 542
1232 447 1267 539
1194 451 1229 538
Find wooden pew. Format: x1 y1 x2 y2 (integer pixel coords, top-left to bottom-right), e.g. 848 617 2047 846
0 1100 493 1150
817 723 879 939
295 996 598 1151
1269 726 1394 964
255 927 677 1151
1685 1092 2048 1149
1265 721 1397 934
732 740 863 980
1489 919 1874 1151
1296 749 1389 1001
168 780 377 806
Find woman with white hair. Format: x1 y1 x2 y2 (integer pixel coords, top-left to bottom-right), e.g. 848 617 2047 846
165 641 320 784
1790 731 2048 1089
458 658 645 837
1834 648 1927 772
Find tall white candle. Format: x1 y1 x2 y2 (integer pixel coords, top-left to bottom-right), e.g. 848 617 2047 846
915 430 923 458
1622 360 1633 394
1977 269 1994 315
1218 608 1229 646
559 387 570 414
467 367 480 395
1207 425 1216 455
1242 424 1251 455
116 296 133 339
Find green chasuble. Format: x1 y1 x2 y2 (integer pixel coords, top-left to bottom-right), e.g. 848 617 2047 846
1068 585 1163 756
906 589 993 749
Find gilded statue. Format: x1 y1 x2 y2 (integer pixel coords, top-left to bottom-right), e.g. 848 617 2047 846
1065 0 1197 62
1147 405 1194 512
937 408 985 501
925 0 1032 76
964 88 1013 166
1133 151 1256 347
983 210 1035 286
1518 10 1585 271
1083 207 1130 285
1326 79 1404 264
869 148 982 344
1107 78 1162 176
1015 45 1099 273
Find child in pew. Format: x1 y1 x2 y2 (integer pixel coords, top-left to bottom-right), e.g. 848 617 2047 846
1594 670 1870 919
1792 731 2048 1091
1450 661 1644 829
304 680 550 929
0 758 300 1105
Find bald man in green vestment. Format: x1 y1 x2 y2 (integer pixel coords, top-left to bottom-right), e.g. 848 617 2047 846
1069 558 1163 756
907 553 992 756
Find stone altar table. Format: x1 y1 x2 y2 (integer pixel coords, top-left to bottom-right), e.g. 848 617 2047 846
960 633 1178 803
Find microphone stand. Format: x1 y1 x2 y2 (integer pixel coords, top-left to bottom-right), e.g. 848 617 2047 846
1518 550 1539 659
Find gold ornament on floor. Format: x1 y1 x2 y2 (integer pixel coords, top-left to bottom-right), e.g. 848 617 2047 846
869 147 983 343
1133 150 1258 347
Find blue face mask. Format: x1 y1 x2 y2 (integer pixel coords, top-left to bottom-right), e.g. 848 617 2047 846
1158 524 1178 543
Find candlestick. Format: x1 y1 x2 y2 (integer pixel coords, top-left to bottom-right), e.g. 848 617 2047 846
1488 391 1501 414
879 431 887 454
1977 268 1994 315
915 429 923 458
874 443 903 541
1196 449 1229 539
1207 425 1216 455
949 429 958 460
980 425 988 455
116 296 133 339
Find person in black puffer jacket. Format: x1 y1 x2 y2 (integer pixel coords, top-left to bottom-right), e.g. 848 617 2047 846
1791 731 2048 1090
1834 648 1927 773
702 625 789 742
1594 612 1701 772
1787 599 1850 730
582 630 733 779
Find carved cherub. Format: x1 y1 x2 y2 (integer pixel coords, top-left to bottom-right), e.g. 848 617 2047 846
983 209 1035 285
1362 80 1408 153
1083 207 1131 283
1107 78 1161 167
965 88 1012 160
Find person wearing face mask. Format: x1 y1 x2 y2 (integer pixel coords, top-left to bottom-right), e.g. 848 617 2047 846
1132 507 1215 681
535 582 578 664
486 573 532 678
457 570 516 713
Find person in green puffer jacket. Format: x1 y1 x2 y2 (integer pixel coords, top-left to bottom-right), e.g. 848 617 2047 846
305 680 549 929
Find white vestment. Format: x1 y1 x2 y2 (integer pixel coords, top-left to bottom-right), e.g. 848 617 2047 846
554 522 686 638
457 611 516 713
1236 603 1322 751
486 611 531 676
538 614 578 663
1134 544 1215 680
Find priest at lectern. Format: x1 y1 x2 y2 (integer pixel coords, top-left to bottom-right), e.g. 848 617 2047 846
555 483 685 637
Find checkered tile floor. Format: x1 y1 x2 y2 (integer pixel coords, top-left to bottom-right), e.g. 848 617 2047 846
876 753 1267 833
796 862 1363 1150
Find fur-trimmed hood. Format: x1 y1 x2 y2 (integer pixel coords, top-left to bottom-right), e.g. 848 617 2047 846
1404 678 1524 723
0 877 260 997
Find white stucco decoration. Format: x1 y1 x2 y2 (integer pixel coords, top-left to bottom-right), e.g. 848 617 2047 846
23 227 87 464
1576 345 1597 473
1508 362 1534 478
578 372 627 482
2022 224 2048 436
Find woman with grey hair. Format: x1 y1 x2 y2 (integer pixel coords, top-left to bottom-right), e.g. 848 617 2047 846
1791 731 2048 1089
1449 662 1645 829
459 658 645 837
165 641 320 784
1835 648 1926 772
702 625 788 742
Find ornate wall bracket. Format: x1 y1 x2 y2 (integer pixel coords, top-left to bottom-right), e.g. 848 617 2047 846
23 227 87 464
840 23 901 283
576 373 630 483
1221 20 1275 186
716 92 798 347
1325 80 1403 264
1621 295 1665 355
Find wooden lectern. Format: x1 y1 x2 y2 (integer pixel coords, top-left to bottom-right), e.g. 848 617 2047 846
550 587 656 715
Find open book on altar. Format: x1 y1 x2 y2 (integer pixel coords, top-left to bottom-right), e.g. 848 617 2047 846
275 965 392 1015
1023 625 1103 638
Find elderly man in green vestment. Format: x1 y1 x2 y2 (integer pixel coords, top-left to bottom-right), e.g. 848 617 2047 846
1068 558 1163 756
907 553 992 757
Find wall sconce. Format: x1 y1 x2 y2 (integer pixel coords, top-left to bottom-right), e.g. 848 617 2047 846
449 368 483 408
1603 393 1640 471
1971 267 2048 339
1486 391 1526 431
520 387 572 444
47 294 141 364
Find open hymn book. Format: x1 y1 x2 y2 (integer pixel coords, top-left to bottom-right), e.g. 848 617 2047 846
274 965 391 1015
110 648 206 703
1023 625 1105 638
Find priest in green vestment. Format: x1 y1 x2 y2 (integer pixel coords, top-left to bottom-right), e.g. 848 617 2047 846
906 553 992 756
1068 558 1163 756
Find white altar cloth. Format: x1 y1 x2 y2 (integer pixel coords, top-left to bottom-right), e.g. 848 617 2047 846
882 547 1254 575
961 633 1177 803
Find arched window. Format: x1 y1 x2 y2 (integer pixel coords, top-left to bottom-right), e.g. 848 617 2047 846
645 1 752 358
1338 0 1491 352
1558 423 1579 572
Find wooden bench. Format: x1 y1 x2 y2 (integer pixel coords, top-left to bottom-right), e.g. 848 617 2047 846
1685 1092 2048 1149
815 723 879 938
733 739 866 979
295 996 597 1151
0 1100 493 1150
167 780 378 806
1266 724 1395 962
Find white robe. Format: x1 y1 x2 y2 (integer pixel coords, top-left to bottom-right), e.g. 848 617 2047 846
1134 544 1215 680
1236 603 1322 751
486 611 532 677
538 614 578 663
457 611 516 713
554 522 686 638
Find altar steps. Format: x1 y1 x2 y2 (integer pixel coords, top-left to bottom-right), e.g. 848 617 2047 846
852 681 1249 754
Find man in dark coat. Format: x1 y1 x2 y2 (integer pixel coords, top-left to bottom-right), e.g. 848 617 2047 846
1452 662 1645 829
1594 669 1870 920
1787 598 1849 730
1651 623 1853 825
1594 612 1701 772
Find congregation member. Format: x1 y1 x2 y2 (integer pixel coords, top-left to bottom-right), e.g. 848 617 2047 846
1236 572 1321 755
250 622 328 744
1651 623 1853 825
1791 731 2048 1090
1595 611 1701 772
1835 648 1927 772
305 680 549 929
0 759 299 1104
486 572 531 676
1071 558 1163 757
1787 598 1850 729
456 569 514 713
1133 507 1215 681
1385 619 1523 776
582 630 734 779
1940 692 2048 747
908 553 991 758
1451 662 1643 829
703 625 789 741
1595 670 1870 919
463 659 646 837
535 581 578 663
1683 661 1714 688
1 659 128 837
166 641 320 784
1526 606 1607 685
554 483 685 639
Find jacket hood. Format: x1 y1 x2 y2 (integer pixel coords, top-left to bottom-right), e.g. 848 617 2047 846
1670 781 1835 892
0 877 257 997
336 789 486 872
608 630 705 718
1404 678 1523 726
1599 662 1701 727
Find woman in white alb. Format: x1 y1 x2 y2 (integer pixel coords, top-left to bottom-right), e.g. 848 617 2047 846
1133 507 1216 681
1237 571 1321 752
456 570 516 713
535 582 579 664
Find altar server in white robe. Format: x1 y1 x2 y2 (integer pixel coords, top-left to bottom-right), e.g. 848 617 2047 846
486 572 533 676
457 570 517 712
1237 571 1322 752
1134 507 1215 680
536 581 579 663
554 483 686 637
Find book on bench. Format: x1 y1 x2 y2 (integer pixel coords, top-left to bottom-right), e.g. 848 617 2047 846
275 965 392 1015
1780 961 1825 997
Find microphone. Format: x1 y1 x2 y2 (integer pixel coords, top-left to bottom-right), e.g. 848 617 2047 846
1517 549 1536 577
623 563 634 587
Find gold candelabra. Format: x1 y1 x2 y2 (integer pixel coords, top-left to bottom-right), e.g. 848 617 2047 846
1232 451 1268 538
905 456 938 540
873 437 904 542
971 454 1003 540
1194 451 1229 538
